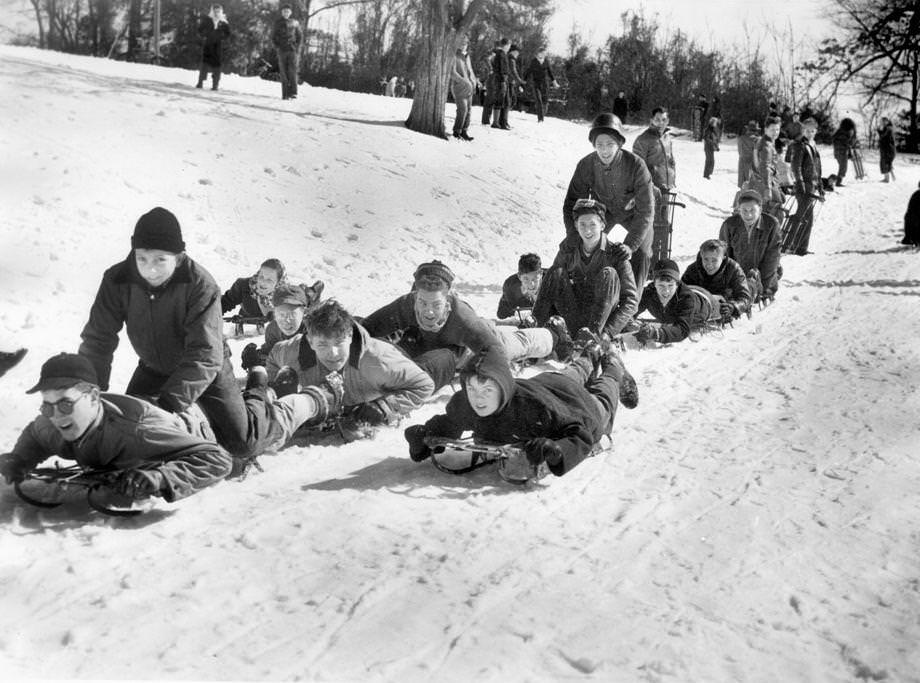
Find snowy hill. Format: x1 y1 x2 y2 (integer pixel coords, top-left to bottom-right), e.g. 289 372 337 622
1 46 919 682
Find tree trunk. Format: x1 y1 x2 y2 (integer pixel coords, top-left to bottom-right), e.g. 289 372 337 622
405 0 486 138
29 0 45 48
912 49 919 153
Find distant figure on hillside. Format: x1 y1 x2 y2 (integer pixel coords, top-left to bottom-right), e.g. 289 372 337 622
749 116 783 218
693 93 709 141
385 76 398 97
612 90 628 123
524 49 558 123
737 120 759 188
878 117 897 183
479 43 497 125
702 116 720 180
196 4 230 91
633 107 677 266
488 39 512 130
271 4 302 101
496 253 544 325
903 182 920 246
450 36 476 141
563 113 655 286
508 44 526 113
788 117 825 255
831 118 858 187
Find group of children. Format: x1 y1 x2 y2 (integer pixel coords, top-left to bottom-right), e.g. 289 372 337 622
1 111 794 508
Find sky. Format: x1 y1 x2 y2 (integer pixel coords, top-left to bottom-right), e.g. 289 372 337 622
546 0 833 56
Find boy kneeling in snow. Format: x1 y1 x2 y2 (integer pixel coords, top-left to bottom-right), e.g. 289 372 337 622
0 353 232 501
404 343 638 476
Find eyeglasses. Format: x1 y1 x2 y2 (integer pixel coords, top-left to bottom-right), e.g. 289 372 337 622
40 392 89 418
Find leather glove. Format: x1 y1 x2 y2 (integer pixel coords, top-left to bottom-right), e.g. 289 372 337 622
610 242 631 261
240 343 262 371
352 399 393 426
635 323 660 345
0 453 30 485
112 469 164 499
524 438 563 466
404 424 432 462
719 300 739 319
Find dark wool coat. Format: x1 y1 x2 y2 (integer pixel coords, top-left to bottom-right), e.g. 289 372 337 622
905 189 920 245
524 57 555 90
221 277 271 319
718 213 782 295
9 394 231 502
681 256 752 312
79 253 226 412
790 139 824 196
612 96 628 122
832 128 856 159
488 49 510 107
879 124 896 172
362 292 500 361
271 16 302 52
636 281 704 343
632 127 676 191
198 17 230 68
496 271 544 319
422 346 607 475
563 150 655 255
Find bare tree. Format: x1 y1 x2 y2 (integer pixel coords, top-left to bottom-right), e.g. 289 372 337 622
405 0 486 138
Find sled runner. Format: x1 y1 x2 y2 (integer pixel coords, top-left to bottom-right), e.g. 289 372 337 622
852 147 866 180
782 194 824 255
424 436 550 484
14 464 150 517
652 191 687 264
223 315 268 337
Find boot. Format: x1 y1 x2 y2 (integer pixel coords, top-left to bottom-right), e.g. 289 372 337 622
545 315 574 362
460 132 475 141
301 371 345 423
601 343 639 409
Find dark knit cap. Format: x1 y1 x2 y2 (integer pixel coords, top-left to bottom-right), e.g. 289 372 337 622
413 260 455 288
131 207 186 253
653 259 681 282
572 197 607 220
27 353 98 394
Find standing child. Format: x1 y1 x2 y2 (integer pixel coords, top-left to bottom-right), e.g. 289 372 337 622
878 117 897 183
196 4 230 91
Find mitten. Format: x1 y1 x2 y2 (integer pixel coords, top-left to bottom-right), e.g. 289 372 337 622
404 424 432 462
609 242 631 261
352 399 393 426
523 438 563 466
113 469 164 499
635 323 660 345
240 343 262 371
0 453 30 484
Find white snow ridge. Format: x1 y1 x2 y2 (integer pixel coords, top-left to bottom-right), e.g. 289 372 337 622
1 45 919 682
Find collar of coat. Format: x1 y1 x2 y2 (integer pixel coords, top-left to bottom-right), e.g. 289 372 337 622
112 252 194 287
297 322 366 371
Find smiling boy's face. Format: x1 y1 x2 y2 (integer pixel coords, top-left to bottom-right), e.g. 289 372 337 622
466 375 502 417
40 386 98 441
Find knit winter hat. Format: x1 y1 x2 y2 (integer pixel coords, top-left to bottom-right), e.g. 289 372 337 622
413 260 455 289
653 259 681 282
131 207 186 253
572 197 607 220
27 353 98 394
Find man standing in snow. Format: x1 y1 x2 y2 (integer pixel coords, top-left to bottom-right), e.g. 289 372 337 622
361 261 573 390
196 4 230 91
272 3 303 101
0 353 232 502
718 189 782 300
612 91 628 124
750 116 783 219
508 44 526 113
563 112 655 286
788 117 825 255
523 49 558 123
488 38 512 130
450 36 476 141
632 107 677 266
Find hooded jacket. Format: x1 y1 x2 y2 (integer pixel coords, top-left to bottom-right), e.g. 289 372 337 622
681 255 752 313
422 346 607 475
266 322 434 415
718 212 782 295
632 126 676 191
79 253 226 412
636 280 704 343
9 394 231 502
563 150 655 255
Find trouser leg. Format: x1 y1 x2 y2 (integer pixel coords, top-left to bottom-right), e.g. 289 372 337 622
556 360 619 433
534 88 544 121
413 348 458 391
495 326 554 362
630 249 652 286
588 266 620 334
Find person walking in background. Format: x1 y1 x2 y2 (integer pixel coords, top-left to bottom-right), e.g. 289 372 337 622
878 116 897 183
702 116 720 180
489 39 512 130
737 120 759 188
633 107 677 265
524 48 558 123
271 4 302 101
612 90 628 124
450 36 476 141
831 118 857 187
196 4 230 91
508 44 526 114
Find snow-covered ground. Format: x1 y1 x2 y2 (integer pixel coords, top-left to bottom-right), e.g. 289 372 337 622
1 46 918 682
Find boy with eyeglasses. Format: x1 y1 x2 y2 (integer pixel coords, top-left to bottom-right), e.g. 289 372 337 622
0 353 232 501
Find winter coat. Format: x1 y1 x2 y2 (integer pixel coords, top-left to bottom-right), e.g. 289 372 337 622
271 16 302 53
544 235 639 336
509 54 525 87
198 16 230 68
524 57 555 90
737 132 758 187
362 293 500 362
79 253 226 413
750 134 780 204
9 394 231 502
496 270 544 319
563 150 655 256
632 126 676 192
220 277 272 320
905 189 920 244
681 255 752 313
783 120 802 142
450 49 474 101
612 96 628 122
703 121 721 151
421 346 608 476
790 139 824 196
266 322 434 415
718 213 782 295
488 49 510 107
636 281 704 343
879 124 896 171
832 127 856 160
